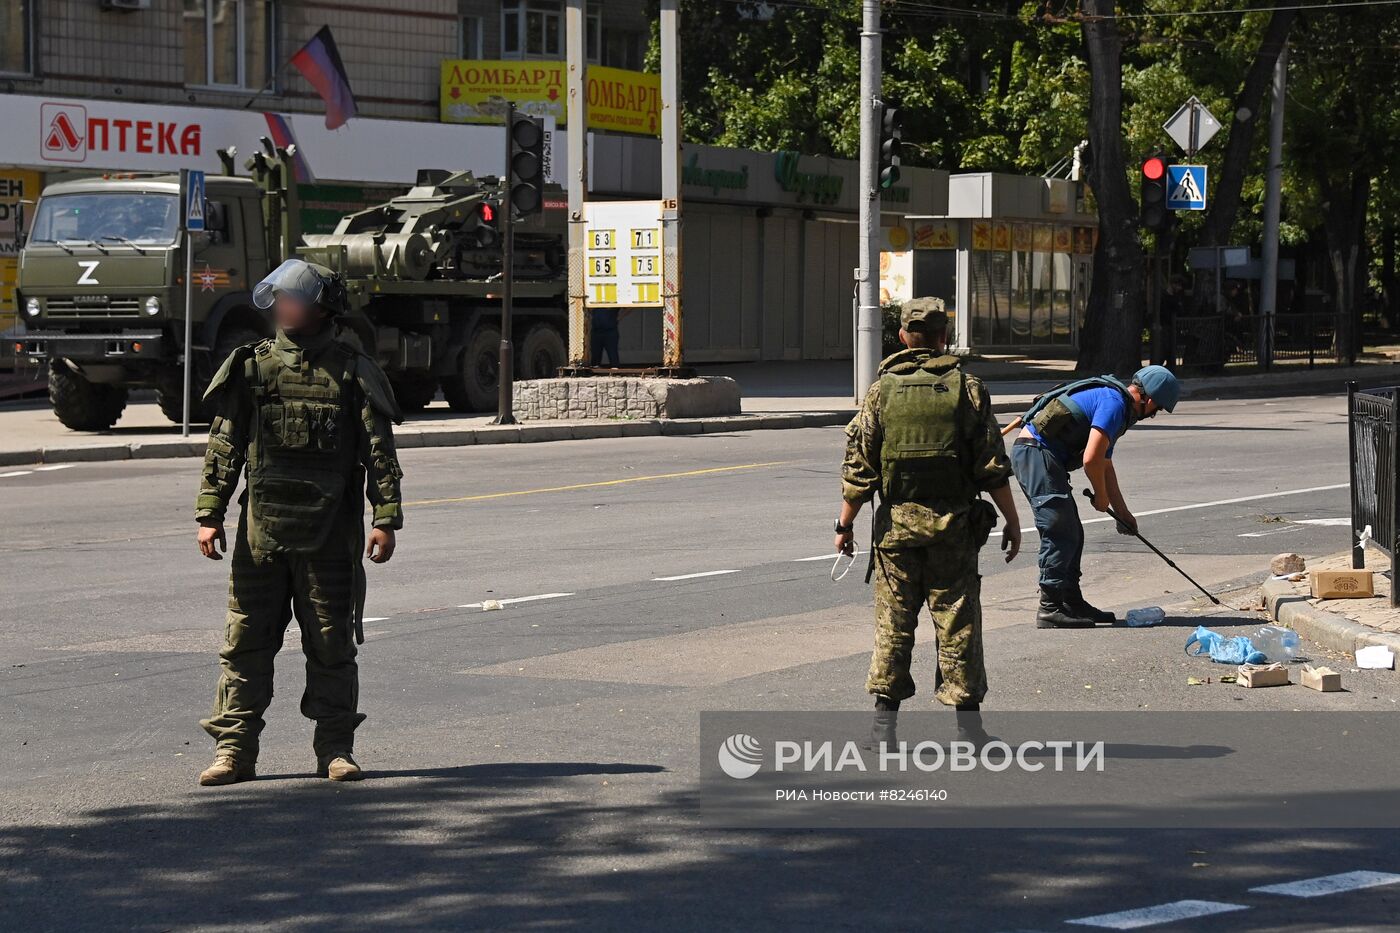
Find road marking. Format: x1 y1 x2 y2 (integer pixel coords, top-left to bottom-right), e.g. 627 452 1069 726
405 461 791 508
33 464 75 472
459 592 574 609
1019 483 1351 535
1293 517 1352 526
1065 900 1248 929
793 551 866 562
0 470 33 478
1238 526 1303 538
1249 870 1400 898
653 570 740 582
362 617 389 623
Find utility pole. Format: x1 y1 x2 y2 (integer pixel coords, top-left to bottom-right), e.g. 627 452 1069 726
566 0 589 368
496 102 517 425
1259 44 1288 369
659 0 684 371
855 0 881 397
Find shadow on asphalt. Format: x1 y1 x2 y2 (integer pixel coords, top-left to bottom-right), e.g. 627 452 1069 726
253 761 669 782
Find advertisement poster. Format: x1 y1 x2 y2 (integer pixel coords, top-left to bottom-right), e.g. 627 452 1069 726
912 219 957 249
971 220 992 251
441 61 660 136
1 169 41 329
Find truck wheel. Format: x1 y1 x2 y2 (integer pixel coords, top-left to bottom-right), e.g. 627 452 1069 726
156 327 259 425
49 365 127 431
390 374 438 413
518 324 567 380
441 325 501 413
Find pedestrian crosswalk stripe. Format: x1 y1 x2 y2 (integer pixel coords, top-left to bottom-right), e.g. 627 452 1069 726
1065 900 1248 929
1250 870 1400 898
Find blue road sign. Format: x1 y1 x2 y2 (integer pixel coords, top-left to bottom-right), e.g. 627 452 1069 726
1166 164 1207 211
183 169 206 232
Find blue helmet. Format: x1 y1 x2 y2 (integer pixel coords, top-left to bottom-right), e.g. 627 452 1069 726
1134 365 1180 413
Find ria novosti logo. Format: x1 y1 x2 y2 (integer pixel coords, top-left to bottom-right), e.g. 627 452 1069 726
717 733 763 779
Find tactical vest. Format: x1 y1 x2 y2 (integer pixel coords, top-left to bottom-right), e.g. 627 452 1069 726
877 361 974 506
1024 376 1133 470
243 338 360 555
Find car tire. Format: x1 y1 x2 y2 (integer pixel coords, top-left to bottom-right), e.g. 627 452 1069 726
49 365 127 431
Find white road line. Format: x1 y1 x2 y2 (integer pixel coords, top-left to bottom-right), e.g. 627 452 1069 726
1065 900 1248 929
1238 526 1304 538
0 470 33 478
1249 870 1400 898
1293 517 1352 526
33 464 75 472
458 592 574 609
362 617 389 623
1018 483 1351 535
793 551 867 562
652 570 740 582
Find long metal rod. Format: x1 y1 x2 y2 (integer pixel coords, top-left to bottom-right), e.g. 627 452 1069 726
565 0 589 367
1080 488 1223 606
181 225 194 437
854 0 881 396
496 104 517 425
1258 44 1288 370
659 0 683 368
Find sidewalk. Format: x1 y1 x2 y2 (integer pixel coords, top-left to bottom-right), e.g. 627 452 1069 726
4 355 1400 467
1260 551 1400 660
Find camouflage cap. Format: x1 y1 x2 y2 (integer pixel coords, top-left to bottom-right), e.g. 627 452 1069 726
900 297 948 331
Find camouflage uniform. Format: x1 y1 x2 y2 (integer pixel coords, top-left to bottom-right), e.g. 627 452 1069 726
196 327 403 762
843 316 1012 706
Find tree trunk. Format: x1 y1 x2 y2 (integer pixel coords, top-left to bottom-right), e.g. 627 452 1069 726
1076 0 1146 374
1322 172 1371 362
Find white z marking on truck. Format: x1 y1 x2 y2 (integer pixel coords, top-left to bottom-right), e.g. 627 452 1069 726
76 260 100 284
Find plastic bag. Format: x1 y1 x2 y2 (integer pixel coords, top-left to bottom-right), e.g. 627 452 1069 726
1185 625 1267 665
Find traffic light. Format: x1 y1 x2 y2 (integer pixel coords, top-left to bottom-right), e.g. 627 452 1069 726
507 111 545 217
878 105 902 190
466 201 499 248
1139 153 1171 231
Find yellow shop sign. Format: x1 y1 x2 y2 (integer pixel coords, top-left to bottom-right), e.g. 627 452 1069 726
440 61 660 137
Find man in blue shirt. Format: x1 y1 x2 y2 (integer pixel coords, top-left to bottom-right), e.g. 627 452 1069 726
1011 366 1181 628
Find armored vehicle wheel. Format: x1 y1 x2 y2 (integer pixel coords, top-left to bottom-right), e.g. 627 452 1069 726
441 325 501 413
156 327 259 425
518 324 567 380
49 365 127 431
390 374 438 413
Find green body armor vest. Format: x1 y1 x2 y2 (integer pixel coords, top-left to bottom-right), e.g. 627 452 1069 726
877 362 974 507
243 338 361 555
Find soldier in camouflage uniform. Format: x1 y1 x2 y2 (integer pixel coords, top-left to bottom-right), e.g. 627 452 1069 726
835 298 1021 727
194 259 404 786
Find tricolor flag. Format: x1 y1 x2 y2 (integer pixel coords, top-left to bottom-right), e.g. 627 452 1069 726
290 26 357 130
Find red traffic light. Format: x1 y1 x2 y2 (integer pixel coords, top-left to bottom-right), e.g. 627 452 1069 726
480 203 494 222
1142 156 1166 181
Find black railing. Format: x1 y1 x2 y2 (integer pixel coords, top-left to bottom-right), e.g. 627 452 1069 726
1348 382 1398 606
1171 312 1340 369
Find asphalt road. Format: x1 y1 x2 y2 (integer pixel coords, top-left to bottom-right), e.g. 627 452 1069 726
3 393 1399 932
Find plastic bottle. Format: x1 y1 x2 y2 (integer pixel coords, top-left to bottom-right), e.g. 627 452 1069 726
1251 624 1300 662
1125 607 1167 627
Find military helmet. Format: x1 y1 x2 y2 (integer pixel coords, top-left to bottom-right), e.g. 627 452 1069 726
900 297 949 333
1133 365 1181 413
253 259 349 316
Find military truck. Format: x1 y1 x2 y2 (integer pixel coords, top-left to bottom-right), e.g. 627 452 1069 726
14 142 568 430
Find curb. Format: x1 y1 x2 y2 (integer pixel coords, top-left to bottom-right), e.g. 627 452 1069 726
0 409 857 467
1259 578 1400 658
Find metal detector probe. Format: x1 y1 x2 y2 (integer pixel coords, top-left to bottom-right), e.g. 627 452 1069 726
1080 488 1226 608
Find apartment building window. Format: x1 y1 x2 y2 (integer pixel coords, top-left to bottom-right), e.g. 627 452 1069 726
501 0 599 62
461 15 484 59
184 0 276 89
0 1 34 76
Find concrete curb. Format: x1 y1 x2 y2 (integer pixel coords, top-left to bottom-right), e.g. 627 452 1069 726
0 409 858 467
1259 577 1400 658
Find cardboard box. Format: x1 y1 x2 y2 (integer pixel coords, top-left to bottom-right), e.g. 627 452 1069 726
1239 664 1290 688
1310 570 1375 599
1301 665 1342 692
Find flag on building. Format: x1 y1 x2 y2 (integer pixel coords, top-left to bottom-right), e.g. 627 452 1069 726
290 26 357 130
261 113 316 183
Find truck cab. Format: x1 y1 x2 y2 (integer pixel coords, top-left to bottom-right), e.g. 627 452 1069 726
15 174 272 430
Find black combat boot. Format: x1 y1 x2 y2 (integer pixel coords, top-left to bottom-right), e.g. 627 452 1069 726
1036 586 1096 629
867 696 900 750
1064 585 1115 625
954 703 995 747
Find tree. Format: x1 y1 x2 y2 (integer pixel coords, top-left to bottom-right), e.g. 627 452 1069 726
1076 0 1146 372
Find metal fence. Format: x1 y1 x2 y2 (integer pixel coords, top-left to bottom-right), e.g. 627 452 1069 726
1348 382 1398 606
1170 312 1340 369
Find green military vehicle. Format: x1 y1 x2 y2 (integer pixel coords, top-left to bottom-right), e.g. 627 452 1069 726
15 143 568 430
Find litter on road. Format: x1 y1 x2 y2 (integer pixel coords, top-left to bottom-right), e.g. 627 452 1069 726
1356 645 1396 670
1239 663 1290 688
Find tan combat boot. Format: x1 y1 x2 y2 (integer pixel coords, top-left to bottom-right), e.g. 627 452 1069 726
318 752 364 782
198 753 256 786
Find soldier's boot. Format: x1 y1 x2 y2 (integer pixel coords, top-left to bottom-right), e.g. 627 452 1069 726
198 752 256 786
1036 586 1096 629
954 704 996 748
318 751 364 782
867 696 900 750
1064 585 1115 625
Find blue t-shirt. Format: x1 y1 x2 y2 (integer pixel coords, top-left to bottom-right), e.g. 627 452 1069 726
1027 385 1129 464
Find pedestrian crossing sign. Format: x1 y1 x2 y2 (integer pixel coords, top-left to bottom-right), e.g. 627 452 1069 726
1166 164 1207 211
183 169 206 232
